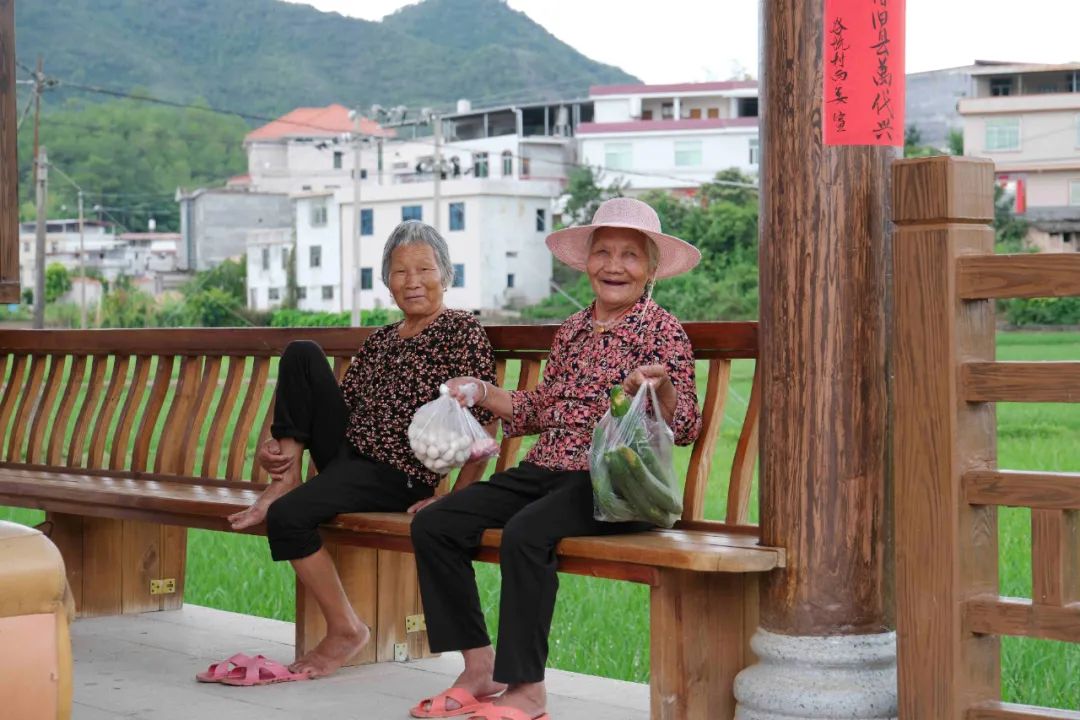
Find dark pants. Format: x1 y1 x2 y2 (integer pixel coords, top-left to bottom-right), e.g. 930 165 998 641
410 462 650 684
265 341 431 562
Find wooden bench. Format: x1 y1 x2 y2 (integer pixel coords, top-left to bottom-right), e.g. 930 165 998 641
0 323 783 720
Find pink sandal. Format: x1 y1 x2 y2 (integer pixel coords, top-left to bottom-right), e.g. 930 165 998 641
410 687 500 718
466 705 549 720
195 652 253 683
219 655 311 686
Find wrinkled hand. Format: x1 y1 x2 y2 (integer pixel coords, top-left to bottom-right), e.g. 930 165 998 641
257 438 295 476
407 495 444 514
443 377 486 408
623 364 677 418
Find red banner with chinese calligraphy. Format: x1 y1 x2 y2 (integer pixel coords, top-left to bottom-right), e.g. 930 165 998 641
823 0 905 146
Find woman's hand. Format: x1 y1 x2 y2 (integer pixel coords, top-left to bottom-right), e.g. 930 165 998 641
257 438 295 476
444 376 487 408
407 495 443 514
623 364 677 424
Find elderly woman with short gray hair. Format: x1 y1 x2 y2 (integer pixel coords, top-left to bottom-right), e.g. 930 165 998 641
227 220 496 679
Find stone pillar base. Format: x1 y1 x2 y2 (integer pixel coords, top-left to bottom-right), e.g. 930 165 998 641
734 629 897 720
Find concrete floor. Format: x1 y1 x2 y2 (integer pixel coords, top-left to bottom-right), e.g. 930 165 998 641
69 605 649 720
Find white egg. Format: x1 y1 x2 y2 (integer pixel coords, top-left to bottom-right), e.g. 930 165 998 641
455 450 469 463
441 448 456 462
426 445 441 459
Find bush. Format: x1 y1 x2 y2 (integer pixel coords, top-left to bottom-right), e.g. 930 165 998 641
1001 297 1080 326
269 308 402 328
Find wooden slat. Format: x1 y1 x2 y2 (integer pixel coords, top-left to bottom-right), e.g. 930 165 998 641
78 516 124 617
178 356 222 476
0 322 758 358
251 393 277 485
682 359 730 521
965 470 1080 510
86 355 131 469
965 597 1080 643
108 355 152 471
334 355 351 381
375 550 421 662
121 519 164 614
226 357 269 480
131 356 175 473
958 253 1080 300
0 352 22 450
26 354 66 464
726 364 761 525
7 354 47 462
67 356 107 467
47 355 87 465
155 356 201 474
968 701 1080 720
963 362 1080 403
495 357 542 473
1032 509 1080 607
201 356 247 477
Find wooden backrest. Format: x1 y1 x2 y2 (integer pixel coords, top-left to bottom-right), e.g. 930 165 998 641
0 322 762 527
893 156 1080 718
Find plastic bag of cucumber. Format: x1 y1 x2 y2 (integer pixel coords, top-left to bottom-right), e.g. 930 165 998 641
589 383 683 527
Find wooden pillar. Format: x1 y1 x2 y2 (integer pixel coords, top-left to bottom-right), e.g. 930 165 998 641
892 157 998 718
758 0 894 639
0 0 20 303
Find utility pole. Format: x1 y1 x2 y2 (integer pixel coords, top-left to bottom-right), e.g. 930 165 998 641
33 146 47 328
432 112 442 231
350 111 364 327
78 190 86 328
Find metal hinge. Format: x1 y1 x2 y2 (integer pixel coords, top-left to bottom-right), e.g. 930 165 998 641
406 613 426 633
149 578 176 595
394 643 408 662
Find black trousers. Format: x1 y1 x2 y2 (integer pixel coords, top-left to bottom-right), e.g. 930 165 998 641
410 462 650 684
265 341 431 562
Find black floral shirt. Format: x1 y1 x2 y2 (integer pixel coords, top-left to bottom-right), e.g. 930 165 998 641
504 296 701 472
340 310 496 487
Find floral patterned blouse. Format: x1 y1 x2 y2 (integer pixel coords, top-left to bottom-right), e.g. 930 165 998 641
340 309 496 487
504 296 701 472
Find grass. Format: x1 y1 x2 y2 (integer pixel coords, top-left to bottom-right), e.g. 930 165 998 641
1 331 1078 706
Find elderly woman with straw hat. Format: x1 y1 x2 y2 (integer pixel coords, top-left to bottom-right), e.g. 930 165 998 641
408 198 703 720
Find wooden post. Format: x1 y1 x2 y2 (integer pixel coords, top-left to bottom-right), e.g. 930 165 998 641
737 1 896 716
0 0 19 303
892 156 998 718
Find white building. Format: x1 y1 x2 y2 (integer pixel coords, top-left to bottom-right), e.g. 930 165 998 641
18 220 128 289
959 62 1080 251
245 228 293 311
578 81 760 193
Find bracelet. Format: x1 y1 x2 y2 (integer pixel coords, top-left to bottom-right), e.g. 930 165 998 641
479 381 490 405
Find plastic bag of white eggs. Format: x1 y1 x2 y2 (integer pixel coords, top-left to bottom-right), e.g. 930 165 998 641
408 383 500 474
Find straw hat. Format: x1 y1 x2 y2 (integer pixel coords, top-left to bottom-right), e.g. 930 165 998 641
545 197 701 279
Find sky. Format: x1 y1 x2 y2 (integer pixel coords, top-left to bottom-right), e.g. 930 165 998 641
285 0 1075 82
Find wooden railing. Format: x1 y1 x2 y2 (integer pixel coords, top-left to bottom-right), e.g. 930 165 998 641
894 156 1080 719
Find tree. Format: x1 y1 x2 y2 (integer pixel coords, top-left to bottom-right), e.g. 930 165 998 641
948 129 964 156
45 263 72 303
184 259 246 304
700 168 758 207
904 125 942 158
183 287 243 327
994 185 1028 253
560 166 625 228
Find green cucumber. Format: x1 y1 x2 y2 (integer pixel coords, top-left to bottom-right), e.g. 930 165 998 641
616 446 683 515
609 385 631 417
605 449 672 526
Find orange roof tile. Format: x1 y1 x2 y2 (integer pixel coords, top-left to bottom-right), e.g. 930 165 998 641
245 104 394 142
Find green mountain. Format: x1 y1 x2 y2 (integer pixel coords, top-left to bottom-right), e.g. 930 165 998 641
15 0 638 117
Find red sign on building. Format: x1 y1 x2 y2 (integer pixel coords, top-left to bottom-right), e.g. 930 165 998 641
823 0 906 146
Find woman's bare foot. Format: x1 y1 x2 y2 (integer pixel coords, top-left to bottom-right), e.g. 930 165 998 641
416 646 506 713
227 476 299 530
492 683 547 718
289 622 370 678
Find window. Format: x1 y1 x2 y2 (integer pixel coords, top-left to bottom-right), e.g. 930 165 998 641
452 263 465 288
473 152 489 178
985 117 1021 151
689 108 702 119
536 208 546 232
520 156 531 177
322 285 334 300
249 288 256 306
507 273 515 289
449 202 465 231
1069 180 1080 206
749 137 760 166
502 151 513 177
737 98 759 118
604 142 632 171
333 151 343 169
268 287 280 301
297 287 307 300
310 245 322 268
402 205 423 221
661 103 674 120
990 77 1013 97
360 208 374 236
641 110 654 120
281 247 289 269
261 247 270 271
506 251 518 258
674 140 703 167
707 107 720 119
1075 115 1080 147
310 201 328 227
22 242 28 253
360 267 373 290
